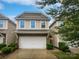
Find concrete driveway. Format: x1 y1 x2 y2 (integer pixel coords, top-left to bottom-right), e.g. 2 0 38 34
3 49 57 59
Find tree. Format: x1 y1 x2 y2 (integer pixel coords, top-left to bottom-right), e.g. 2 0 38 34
57 0 79 47
36 0 58 8
36 0 79 47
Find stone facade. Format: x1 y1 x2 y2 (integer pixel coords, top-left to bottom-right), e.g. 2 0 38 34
49 20 59 47
0 14 16 45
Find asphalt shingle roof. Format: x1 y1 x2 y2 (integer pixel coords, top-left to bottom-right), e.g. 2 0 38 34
0 14 9 19
15 12 49 20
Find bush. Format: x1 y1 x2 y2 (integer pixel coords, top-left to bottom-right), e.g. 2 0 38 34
0 43 6 50
59 42 70 52
1 43 17 54
10 47 15 52
8 43 17 51
47 44 53 50
8 43 17 47
1 47 12 54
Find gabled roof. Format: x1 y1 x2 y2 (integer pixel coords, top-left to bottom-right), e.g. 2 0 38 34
49 20 57 28
0 14 16 25
15 12 49 20
49 17 60 28
49 15 60 28
0 14 9 19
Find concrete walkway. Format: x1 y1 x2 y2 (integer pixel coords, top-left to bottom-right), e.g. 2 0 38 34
3 49 57 59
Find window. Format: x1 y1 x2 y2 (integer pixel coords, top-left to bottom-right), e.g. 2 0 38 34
0 20 4 28
31 20 35 28
19 20 24 28
41 21 45 28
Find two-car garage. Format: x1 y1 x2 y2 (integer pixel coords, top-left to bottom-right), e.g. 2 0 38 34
19 36 46 49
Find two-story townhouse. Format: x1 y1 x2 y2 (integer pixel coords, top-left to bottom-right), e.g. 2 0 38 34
0 14 16 45
16 12 49 49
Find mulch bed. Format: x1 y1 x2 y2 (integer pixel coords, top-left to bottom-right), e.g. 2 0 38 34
0 52 7 59
0 54 4 59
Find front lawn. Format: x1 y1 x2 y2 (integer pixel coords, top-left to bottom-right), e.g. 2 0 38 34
52 50 79 59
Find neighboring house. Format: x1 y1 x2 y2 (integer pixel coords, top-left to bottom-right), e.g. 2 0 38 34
49 19 79 49
0 14 16 45
49 19 60 47
15 12 49 49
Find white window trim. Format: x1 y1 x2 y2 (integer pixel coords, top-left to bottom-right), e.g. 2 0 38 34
0 20 4 29
30 20 36 29
40 20 49 29
18 20 25 29
0 20 7 29
41 20 46 29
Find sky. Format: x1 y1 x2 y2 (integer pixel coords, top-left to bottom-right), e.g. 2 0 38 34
0 0 43 21
0 0 62 24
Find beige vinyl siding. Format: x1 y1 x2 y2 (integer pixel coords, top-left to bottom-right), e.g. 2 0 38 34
46 21 49 29
16 20 19 29
36 20 40 28
25 20 30 28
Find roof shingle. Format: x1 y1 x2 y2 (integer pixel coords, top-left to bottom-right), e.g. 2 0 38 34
0 14 9 19
15 12 49 20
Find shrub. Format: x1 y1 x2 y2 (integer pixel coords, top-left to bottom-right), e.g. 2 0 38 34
8 43 17 51
1 47 12 54
11 47 15 52
8 43 17 47
47 44 53 50
1 43 17 54
59 42 70 52
0 43 6 50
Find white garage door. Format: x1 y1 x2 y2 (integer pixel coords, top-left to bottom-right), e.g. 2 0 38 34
19 36 46 49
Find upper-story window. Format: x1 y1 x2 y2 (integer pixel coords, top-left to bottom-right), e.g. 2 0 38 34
19 20 24 28
0 20 4 28
31 20 35 28
41 20 45 28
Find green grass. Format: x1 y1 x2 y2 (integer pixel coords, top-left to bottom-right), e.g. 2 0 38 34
52 50 79 59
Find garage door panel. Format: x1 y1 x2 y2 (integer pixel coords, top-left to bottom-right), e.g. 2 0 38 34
19 36 46 49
